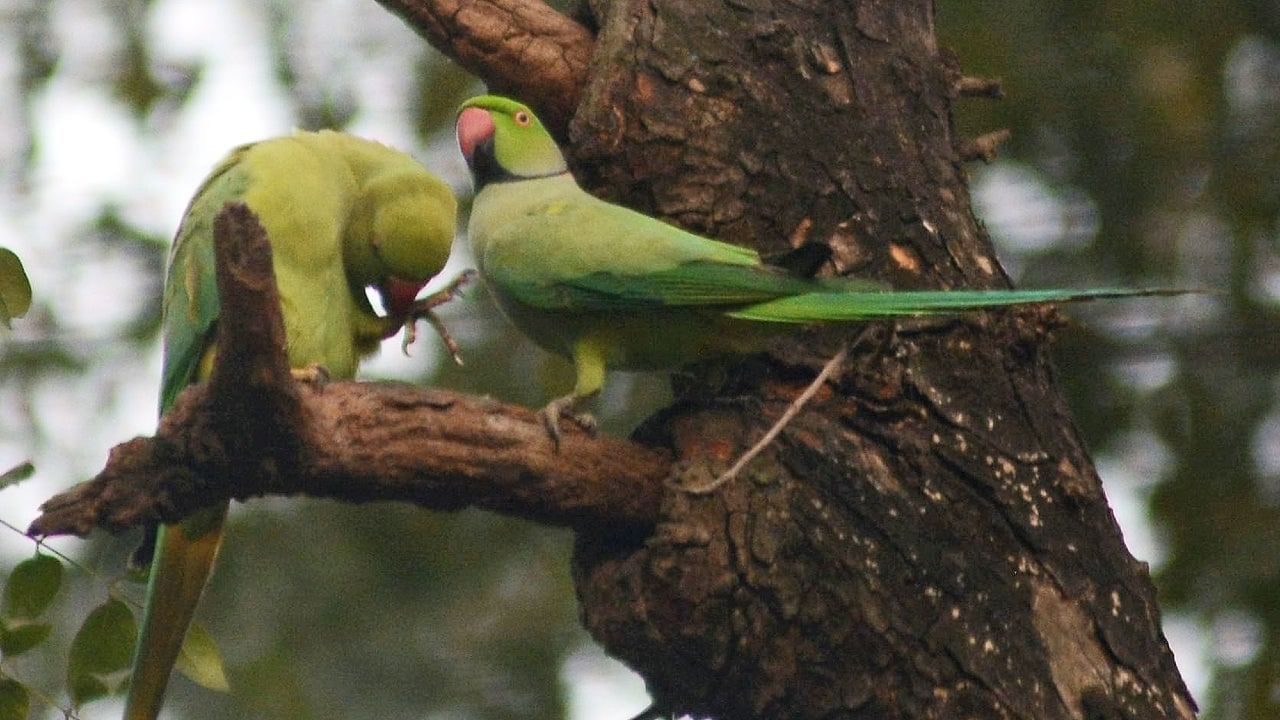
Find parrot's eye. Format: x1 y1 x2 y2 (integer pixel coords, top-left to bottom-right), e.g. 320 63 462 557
514 111 531 126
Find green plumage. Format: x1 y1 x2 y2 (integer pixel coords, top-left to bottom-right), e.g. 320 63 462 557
455 95 1179 435
128 130 456 720
726 287 1181 323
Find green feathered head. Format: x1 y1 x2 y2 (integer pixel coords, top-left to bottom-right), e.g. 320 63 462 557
456 96 567 189
344 164 457 317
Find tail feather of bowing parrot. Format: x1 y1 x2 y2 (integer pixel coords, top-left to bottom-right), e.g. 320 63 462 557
125 130 460 720
454 94 1188 446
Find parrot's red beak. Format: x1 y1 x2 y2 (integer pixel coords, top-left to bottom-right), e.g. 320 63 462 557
381 277 426 319
456 107 495 164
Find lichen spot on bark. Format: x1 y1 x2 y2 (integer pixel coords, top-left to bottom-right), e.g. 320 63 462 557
1031 579 1112 719
889 242 921 272
789 217 813 247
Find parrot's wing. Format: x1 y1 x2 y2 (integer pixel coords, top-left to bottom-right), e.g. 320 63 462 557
158 143 254 412
485 193 877 312
512 261 824 311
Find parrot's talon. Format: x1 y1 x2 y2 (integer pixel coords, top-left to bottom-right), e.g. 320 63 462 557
400 270 474 363
418 310 465 365
401 321 418 356
290 364 331 385
539 405 565 451
572 412 598 437
410 269 477 312
539 394 596 450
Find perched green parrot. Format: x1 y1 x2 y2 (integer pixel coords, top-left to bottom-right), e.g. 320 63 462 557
125 130 460 720
455 95 1179 443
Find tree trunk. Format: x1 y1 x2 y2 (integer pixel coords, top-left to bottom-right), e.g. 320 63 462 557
548 2 1197 719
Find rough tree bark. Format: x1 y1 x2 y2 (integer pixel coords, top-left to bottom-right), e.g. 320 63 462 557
33 1 1197 719
394 0 1197 718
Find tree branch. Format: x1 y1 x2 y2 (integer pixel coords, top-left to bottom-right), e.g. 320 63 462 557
958 128 1013 163
28 203 669 540
955 75 1005 99
375 0 595 134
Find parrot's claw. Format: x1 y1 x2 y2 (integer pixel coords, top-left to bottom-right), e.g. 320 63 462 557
538 405 564 450
572 411 599 436
290 364 331 385
411 269 477 313
539 395 598 451
401 309 465 365
400 270 477 364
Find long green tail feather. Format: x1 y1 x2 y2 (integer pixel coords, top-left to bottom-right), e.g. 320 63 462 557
124 504 228 720
727 288 1190 323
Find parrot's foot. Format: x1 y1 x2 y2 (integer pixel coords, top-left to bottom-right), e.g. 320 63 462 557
399 270 477 365
402 309 465 365
539 395 598 451
290 364 331 385
684 344 851 495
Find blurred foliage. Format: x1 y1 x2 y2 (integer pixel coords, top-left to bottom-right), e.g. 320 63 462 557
3 555 62 623
0 0 1274 718
411 58 486 143
172 623 229 693
66 598 135 707
0 678 30 720
0 463 34 493
1 554 63 719
0 250 32 329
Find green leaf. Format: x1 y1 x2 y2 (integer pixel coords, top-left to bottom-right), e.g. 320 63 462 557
0 248 32 328
175 622 229 691
0 621 52 657
67 599 137 707
2 555 62 620
0 678 30 720
412 60 484 142
0 462 34 492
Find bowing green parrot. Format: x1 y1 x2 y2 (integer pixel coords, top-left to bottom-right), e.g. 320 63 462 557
455 95 1179 444
125 130 460 720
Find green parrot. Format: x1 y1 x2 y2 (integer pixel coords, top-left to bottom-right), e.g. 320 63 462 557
455 95 1179 443
125 130 460 720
